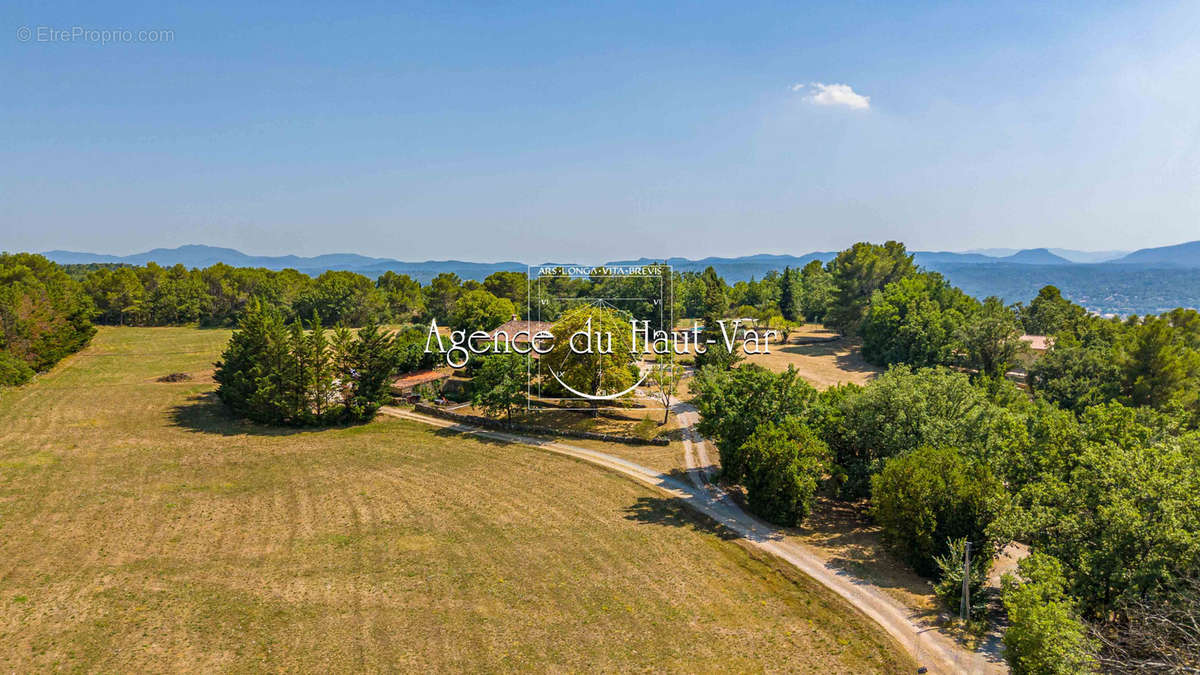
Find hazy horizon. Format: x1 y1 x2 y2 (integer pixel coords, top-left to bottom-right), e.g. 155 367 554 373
28 239 1192 266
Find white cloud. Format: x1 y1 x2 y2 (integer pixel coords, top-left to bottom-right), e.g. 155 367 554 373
793 82 870 110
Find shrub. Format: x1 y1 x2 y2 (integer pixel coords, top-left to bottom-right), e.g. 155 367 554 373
157 372 192 382
933 536 991 620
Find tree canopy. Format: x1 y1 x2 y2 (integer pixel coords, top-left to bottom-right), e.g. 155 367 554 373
0 252 95 384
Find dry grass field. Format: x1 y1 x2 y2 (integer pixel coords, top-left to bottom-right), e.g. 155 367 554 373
0 327 915 672
663 323 879 389
743 325 881 389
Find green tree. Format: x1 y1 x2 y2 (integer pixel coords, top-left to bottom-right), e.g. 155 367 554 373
1027 337 1122 412
1119 315 1200 411
677 271 706 318
393 325 440 374
483 270 529 310
542 305 636 412
933 536 991 620
1019 285 1087 336
450 289 517 335
799 259 835 323
296 270 388 326
335 322 399 422
699 266 727 324
1001 553 1097 674
423 272 462 323
0 350 35 386
870 446 1007 577
1021 404 1200 615
646 360 681 425
0 253 96 374
777 266 799 321
740 417 830 526
820 366 991 498
83 266 145 325
284 320 316 423
471 351 529 426
376 271 425 322
694 266 742 370
304 315 337 420
825 241 915 335
214 299 290 423
860 272 978 368
215 303 397 426
691 364 817 483
958 296 1027 378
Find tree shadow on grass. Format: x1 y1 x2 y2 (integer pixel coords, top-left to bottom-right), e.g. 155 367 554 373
792 497 944 604
169 392 347 437
622 495 738 541
778 339 881 376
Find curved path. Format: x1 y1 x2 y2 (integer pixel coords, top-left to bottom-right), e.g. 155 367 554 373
381 405 1005 674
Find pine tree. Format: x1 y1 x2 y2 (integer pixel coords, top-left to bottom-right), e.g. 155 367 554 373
285 320 313 423
695 266 741 371
215 298 275 418
216 307 399 426
779 266 800 322
339 322 398 422
308 314 337 421
247 315 291 424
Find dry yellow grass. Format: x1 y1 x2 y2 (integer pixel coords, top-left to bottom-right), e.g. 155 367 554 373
452 403 690 475
744 325 881 389
0 327 915 672
655 323 878 390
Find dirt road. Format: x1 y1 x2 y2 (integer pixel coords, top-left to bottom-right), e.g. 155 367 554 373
382 405 1006 673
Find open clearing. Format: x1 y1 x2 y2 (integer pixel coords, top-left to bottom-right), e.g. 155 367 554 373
667 323 880 389
0 327 914 672
744 325 881 389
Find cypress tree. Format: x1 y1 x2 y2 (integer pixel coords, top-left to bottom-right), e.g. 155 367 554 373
216 309 399 426
779 266 801 322
341 322 397 422
308 314 337 421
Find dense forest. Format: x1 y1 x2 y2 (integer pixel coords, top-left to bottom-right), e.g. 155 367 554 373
0 253 96 385
688 242 1200 673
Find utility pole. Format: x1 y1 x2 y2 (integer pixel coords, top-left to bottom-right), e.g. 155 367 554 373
961 540 972 623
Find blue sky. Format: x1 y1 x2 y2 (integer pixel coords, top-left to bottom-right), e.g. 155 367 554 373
3 1 1198 262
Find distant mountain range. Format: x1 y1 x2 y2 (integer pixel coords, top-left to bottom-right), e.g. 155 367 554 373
966 248 1131 263
1113 240 1200 266
36 241 1198 281
26 241 1200 315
